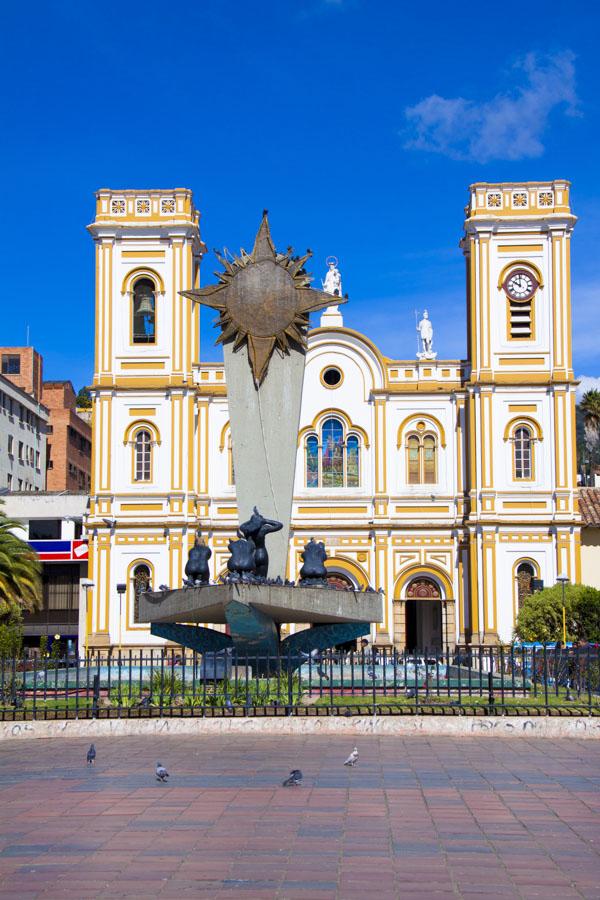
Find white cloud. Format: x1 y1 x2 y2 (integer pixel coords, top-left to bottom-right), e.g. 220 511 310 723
404 52 579 163
576 376 600 400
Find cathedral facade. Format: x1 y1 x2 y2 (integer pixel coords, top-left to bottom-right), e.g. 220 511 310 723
85 182 580 651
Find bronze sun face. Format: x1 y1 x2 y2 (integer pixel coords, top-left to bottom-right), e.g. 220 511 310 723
180 213 345 385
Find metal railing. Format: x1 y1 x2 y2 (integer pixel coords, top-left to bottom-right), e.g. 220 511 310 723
1 644 598 720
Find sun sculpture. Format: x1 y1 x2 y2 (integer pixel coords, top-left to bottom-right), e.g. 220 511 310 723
181 212 346 385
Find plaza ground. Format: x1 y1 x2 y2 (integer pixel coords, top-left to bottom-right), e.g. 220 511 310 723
0 736 598 898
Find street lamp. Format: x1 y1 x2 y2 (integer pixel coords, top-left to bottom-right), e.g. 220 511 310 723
556 573 569 645
116 583 127 653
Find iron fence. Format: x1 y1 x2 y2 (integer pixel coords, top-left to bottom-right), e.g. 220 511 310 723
0 644 598 720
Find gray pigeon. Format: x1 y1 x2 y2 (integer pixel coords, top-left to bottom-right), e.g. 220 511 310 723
316 665 329 680
86 744 96 766
224 694 233 710
344 747 359 767
282 769 303 786
156 762 169 782
405 687 416 699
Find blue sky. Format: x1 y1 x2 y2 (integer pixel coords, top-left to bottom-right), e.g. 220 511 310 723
1 0 599 393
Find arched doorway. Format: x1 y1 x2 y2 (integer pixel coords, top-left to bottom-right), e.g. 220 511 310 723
405 577 442 651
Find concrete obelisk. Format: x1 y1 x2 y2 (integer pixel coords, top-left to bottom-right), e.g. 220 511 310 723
182 213 345 579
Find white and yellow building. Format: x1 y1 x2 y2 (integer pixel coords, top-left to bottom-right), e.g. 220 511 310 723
85 181 581 651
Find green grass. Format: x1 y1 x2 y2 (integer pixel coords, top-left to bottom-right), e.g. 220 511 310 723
313 691 600 711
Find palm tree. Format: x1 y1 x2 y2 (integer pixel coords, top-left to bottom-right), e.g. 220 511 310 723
580 389 600 432
0 510 42 622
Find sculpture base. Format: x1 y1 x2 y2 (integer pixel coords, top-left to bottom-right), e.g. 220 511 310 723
138 583 382 674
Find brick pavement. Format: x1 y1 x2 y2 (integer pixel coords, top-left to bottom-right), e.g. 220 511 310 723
0 735 597 898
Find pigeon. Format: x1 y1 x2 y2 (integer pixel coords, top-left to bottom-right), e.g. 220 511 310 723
316 665 329 680
282 769 303 787
156 762 169 782
159 584 170 592
367 667 376 680
86 744 96 766
343 747 359 767
405 688 416 699
224 694 233 710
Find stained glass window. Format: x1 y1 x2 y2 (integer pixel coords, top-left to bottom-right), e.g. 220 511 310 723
423 435 436 484
407 435 420 484
347 435 359 487
321 418 344 487
306 435 319 487
407 433 437 484
305 419 360 487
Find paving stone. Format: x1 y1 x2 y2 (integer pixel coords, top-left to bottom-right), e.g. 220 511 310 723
0 734 598 896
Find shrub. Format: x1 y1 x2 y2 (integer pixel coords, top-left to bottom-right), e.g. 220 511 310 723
515 583 600 643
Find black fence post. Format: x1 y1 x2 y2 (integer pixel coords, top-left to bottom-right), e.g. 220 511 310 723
487 669 495 714
92 673 100 718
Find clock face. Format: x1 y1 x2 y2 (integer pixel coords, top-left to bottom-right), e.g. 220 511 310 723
505 270 537 300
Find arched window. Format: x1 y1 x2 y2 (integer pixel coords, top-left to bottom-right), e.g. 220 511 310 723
516 561 535 610
134 429 152 481
513 426 532 480
304 417 361 488
132 278 156 344
406 432 438 484
132 563 151 623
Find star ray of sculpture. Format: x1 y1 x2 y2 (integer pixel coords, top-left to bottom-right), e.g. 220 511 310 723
181 211 347 385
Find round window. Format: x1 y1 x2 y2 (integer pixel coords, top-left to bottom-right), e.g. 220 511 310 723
322 367 343 388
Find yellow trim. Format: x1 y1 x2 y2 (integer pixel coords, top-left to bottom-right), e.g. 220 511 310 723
319 365 344 389
506 293 536 343
216 506 237 515
503 416 543 442
512 557 540 626
308 326 388 388
394 505 449 514
124 420 161 444
498 244 544 254
498 357 545 366
508 404 537 413
297 506 368 515
129 407 156 416
120 266 165 295
127 558 155 630
497 259 544 292
502 501 547 509
393 564 453 600
219 420 230 452
324 556 369 589
122 250 166 258
397 413 447 449
121 361 166 370
120 503 163 511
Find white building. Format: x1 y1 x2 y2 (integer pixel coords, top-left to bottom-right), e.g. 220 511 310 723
85 183 581 652
0 373 48 493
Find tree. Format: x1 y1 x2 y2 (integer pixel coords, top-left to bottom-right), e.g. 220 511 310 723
0 508 42 623
515 583 600 643
76 386 92 409
580 389 600 432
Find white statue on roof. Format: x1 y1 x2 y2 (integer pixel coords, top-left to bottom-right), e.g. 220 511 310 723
416 310 437 360
320 256 344 328
322 256 342 297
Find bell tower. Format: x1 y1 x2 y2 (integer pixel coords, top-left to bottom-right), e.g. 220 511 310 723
86 189 205 651
462 181 580 644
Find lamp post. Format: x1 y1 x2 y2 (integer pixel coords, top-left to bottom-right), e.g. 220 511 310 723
116 583 127 654
556 574 569 645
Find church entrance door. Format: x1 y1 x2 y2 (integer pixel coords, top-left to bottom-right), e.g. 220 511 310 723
405 578 443 651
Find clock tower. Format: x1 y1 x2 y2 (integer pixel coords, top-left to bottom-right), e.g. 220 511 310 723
461 181 580 644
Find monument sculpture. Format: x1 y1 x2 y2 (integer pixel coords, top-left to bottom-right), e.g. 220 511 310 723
137 214 382 671
416 309 437 360
322 256 342 297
